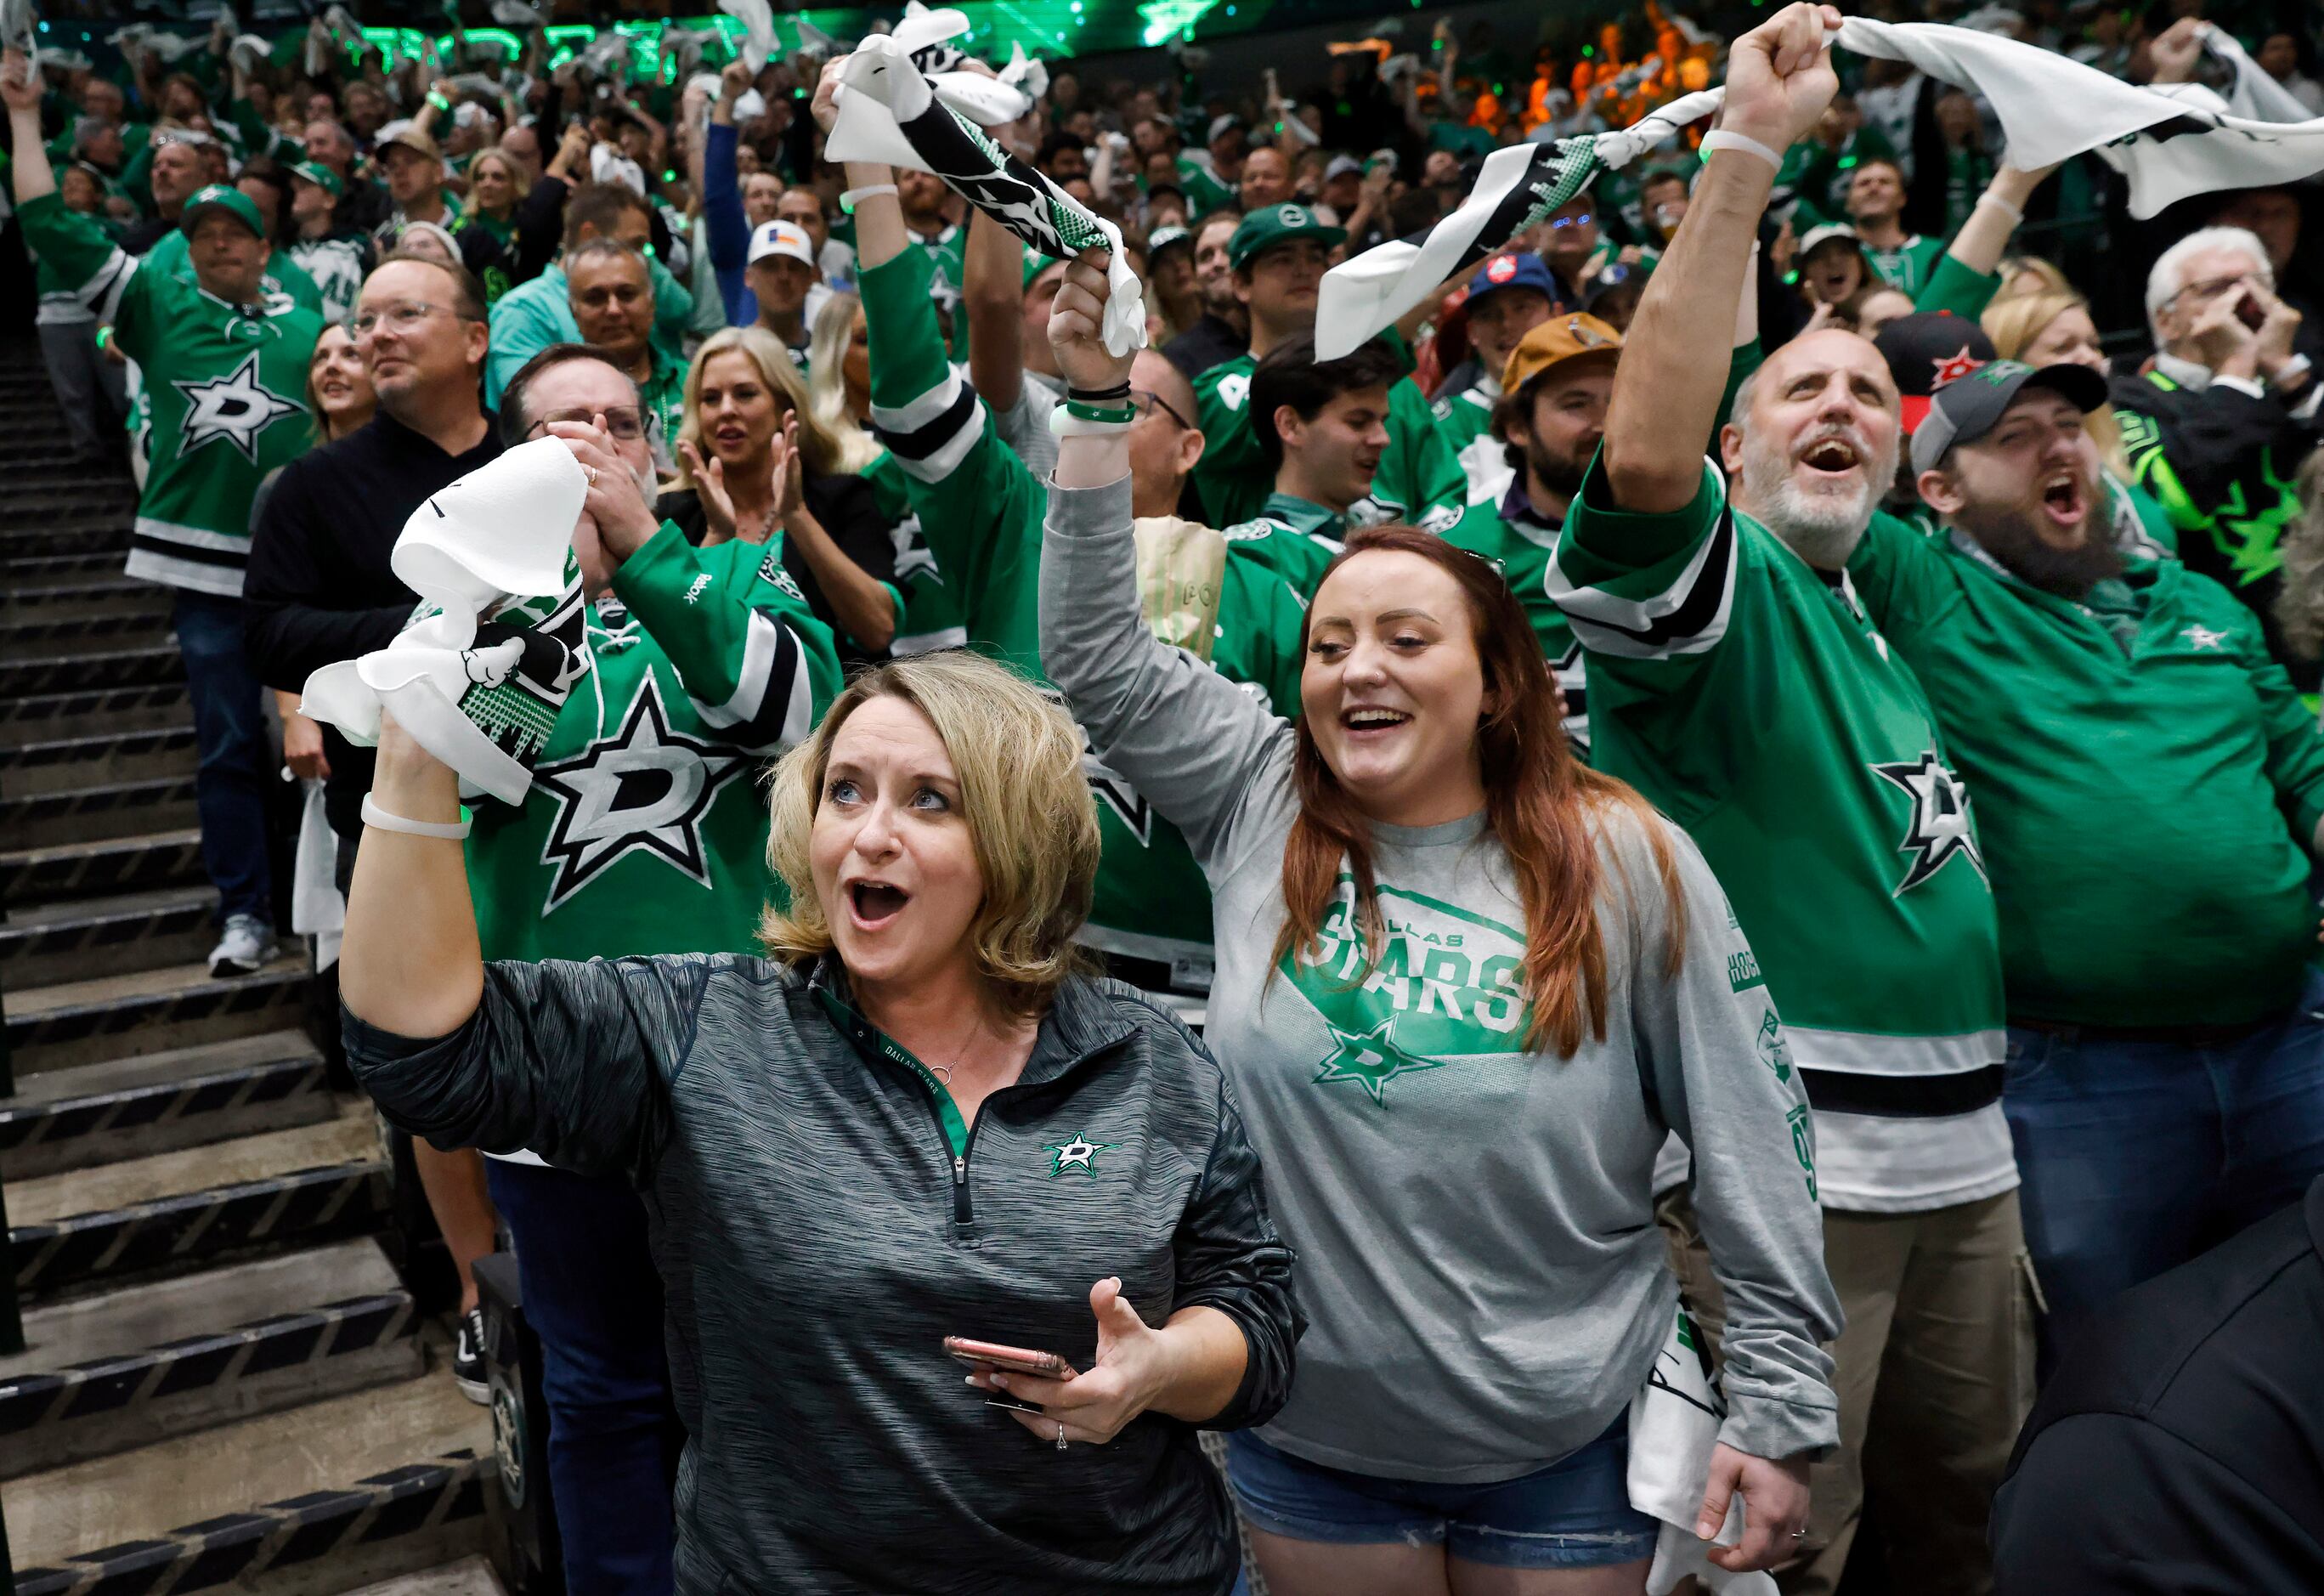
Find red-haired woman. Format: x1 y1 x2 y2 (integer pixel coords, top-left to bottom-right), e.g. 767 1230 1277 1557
1035 252 1841 1596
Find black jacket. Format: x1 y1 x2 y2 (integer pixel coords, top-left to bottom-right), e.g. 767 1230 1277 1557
345 958 1303 1595
243 410 503 838
658 477 900 667
1992 1176 2324 1593
1163 314 1247 382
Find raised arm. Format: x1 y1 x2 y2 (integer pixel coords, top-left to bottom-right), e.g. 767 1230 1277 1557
1042 249 1292 867
1603 3 1839 514
1914 163 2056 320
964 206 1028 416
3 50 57 206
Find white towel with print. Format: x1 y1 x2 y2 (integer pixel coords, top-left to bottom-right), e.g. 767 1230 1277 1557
1628 1305 1778 1596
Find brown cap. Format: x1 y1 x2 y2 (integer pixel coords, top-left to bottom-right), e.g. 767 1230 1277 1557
373 123 442 163
1501 311 1623 399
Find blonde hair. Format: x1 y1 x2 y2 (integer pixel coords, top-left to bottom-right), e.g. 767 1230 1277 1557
1982 288 2130 480
805 291 883 474
673 325 849 491
1993 254 2071 302
760 653 1101 1017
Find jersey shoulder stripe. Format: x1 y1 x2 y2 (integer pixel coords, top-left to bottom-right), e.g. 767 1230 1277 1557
1546 466 1739 659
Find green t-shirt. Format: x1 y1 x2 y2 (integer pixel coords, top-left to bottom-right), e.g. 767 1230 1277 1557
861 243 1308 982
468 524 842 963
1555 456 2010 1213
1847 518 2323 1027
19 191 321 597
1190 348 1464 535
1862 234 1947 297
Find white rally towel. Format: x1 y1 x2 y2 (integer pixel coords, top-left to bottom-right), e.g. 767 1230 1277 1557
2190 21 2313 125
299 439 591 806
828 24 1145 358
717 0 777 73
1627 1305 1779 1596
1315 90 1717 360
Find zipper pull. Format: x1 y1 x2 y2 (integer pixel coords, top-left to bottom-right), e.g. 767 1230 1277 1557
953 1154 967 1185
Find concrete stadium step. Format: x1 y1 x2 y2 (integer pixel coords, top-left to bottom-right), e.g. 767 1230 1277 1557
345 1557 509 1595
0 773 201 850
0 1237 420 1480
0 604 173 660
0 640 184 701
0 827 209 908
4 952 309 1077
8 1107 387 1302
3 574 167 623
8 550 137 585
0 723 198 795
0 682 193 748
6 1377 492 1596
0 886 221 989
0 502 134 543
0 1030 334 1181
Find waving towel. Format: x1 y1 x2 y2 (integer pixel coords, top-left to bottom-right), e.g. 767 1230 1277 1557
828 25 1146 357
1627 1305 1780 1596
299 439 591 806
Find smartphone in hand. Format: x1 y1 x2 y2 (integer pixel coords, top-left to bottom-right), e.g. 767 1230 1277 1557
945 1337 1077 1417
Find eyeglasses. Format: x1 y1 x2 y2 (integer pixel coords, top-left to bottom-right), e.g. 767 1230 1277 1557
350 301 463 340
1549 212 1594 229
523 405 658 443
2163 272 2260 311
1131 388 1191 429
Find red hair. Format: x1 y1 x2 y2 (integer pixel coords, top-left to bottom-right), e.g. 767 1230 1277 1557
1268 526 1684 1056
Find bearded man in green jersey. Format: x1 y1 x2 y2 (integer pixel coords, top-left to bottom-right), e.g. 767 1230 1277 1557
1189 203 1462 533
1549 10 2021 1594
1849 358 2324 1353
8 52 322 979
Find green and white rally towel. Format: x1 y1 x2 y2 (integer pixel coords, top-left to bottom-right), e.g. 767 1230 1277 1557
300 438 592 805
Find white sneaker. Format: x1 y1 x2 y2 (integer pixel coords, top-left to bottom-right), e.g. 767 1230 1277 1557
208 914 278 978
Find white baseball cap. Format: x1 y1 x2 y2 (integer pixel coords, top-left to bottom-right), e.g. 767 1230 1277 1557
748 219 816 268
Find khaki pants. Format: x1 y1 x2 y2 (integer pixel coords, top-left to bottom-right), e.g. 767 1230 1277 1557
1656 1187 2035 1596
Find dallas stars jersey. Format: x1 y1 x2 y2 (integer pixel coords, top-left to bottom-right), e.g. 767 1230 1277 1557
1861 234 1946 298
1039 473 1842 1481
19 193 323 597
466 522 841 965
1445 491 1588 754
861 243 1307 982
1190 348 1465 535
1218 491 1350 597
288 232 372 325
1553 458 2010 1214
908 220 969 358
1431 382 1513 509
142 229 327 316
1848 517 2324 1030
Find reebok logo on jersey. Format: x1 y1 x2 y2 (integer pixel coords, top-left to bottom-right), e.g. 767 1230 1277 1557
683 573 711 605
1287 877 1530 1106
1869 749 1987 894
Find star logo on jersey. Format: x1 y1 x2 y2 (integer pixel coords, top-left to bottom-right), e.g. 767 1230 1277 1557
1043 1132 1122 1177
1869 750 1987 894
172 351 303 463
1313 1016 1445 1105
1929 345 1985 386
529 676 750 913
2180 624 2229 650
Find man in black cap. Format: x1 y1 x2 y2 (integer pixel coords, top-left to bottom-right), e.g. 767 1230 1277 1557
1872 311 2002 534
1846 356 2324 1354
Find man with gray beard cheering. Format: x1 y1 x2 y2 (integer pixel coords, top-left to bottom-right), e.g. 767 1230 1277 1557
1545 8 2021 1594
1844 361 2324 1353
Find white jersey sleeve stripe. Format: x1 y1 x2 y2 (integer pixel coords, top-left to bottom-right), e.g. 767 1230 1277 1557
1545 460 1739 659
690 610 811 754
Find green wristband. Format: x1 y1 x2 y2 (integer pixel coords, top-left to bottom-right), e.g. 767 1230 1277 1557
1062 399 1136 425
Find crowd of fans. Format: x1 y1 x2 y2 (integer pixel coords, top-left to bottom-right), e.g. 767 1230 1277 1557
7 0 2324 1590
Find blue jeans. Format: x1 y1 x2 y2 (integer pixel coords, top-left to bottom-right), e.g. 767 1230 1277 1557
486 1160 682 1596
2005 968 2324 1333
1223 1423 1659 1571
172 590 272 923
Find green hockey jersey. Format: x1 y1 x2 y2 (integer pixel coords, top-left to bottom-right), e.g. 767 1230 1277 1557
862 244 1308 984
20 192 323 597
1862 234 1946 298
1445 489 1588 755
1190 348 1465 535
1554 457 2010 1214
466 522 842 965
1431 382 1510 509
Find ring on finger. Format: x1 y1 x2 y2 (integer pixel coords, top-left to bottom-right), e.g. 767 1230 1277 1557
584 464 599 485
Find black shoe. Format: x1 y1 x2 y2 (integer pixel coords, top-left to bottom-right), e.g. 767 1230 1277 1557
453 1306 489 1404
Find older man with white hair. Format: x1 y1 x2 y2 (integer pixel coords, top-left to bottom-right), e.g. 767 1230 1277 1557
2112 224 2324 685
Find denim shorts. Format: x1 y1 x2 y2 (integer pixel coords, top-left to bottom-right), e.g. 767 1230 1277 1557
1222 1423 1660 1571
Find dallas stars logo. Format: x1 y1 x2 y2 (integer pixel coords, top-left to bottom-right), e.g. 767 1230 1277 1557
1043 1132 1120 1177
2179 624 2228 650
529 676 750 912
1314 1016 1445 1106
1929 345 1985 386
1756 1010 1792 1083
172 351 303 462
1869 750 1986 894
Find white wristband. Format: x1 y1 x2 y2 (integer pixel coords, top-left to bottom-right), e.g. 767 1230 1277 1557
1975 192 2025 225
840 183 897 212
363 794 472 840
1699 129 1784 171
